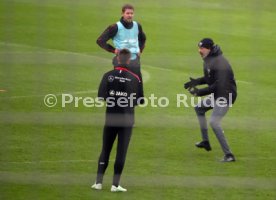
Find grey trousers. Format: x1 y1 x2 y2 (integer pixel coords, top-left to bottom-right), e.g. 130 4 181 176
194 96 232 155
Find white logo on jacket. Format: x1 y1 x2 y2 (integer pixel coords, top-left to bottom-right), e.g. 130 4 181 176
108 75 114 82
207 68 211 77
116 91 128 97
115 76 131 83
109 90 115 96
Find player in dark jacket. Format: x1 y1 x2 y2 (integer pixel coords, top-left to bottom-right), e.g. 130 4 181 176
184 38 237 162
91 49 143 192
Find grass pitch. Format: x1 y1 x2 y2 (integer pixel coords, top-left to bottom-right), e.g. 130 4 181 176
0 0 276 199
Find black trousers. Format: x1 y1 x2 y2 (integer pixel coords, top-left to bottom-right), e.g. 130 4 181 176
96 125 133 186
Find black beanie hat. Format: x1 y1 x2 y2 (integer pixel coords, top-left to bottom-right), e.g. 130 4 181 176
198 38 214 49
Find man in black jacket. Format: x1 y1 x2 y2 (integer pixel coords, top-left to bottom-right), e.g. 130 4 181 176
91 49 143 192
184 38 237 162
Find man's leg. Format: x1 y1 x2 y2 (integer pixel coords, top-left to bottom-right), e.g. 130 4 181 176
209 104 232 155
112 126 133 187
129 56 142 79
129 56 141 73
96 126 117 184
129 57 144 103
194 97 213 141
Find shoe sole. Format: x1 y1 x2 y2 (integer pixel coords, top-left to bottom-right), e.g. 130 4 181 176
91 185 102 190
195 144 212 151
221 159 236 162
91 187 102 190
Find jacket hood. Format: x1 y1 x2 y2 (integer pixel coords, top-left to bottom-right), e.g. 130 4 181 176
208 45 223 57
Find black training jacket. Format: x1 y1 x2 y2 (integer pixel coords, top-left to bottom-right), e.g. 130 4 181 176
196 45 237 103
98 65 143 127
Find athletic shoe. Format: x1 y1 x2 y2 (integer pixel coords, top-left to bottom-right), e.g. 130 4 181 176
195 141 212 151
111 185 127 192
91 183 102 190
221 153 236 162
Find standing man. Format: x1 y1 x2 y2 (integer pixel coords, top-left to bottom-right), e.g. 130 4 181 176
96 4 146 78
91 49 143 192
184 38 237 162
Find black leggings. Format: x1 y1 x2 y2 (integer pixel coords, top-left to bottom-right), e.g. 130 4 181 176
96 125 132 186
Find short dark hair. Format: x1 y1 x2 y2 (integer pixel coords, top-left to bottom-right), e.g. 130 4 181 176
122 4 134 13
118 49 131 64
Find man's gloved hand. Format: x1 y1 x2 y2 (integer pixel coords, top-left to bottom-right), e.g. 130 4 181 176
184 77 198 89
188 87 199 96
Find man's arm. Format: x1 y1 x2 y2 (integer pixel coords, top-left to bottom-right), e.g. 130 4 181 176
138 23 146 53
195 76 207 85
184 76 206 89
196 64 227 96
195 81 216 96
96 24 118 53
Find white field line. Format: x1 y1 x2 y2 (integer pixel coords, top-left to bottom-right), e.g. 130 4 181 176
141 69 150 83
143 64 173 72
0 41 253 84
0 42 152 99
0 41 109 62
236 80 253 85
0 41 169 71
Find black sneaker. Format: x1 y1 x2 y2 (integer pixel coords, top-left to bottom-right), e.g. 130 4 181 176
221 153 236 162
195 141 212 151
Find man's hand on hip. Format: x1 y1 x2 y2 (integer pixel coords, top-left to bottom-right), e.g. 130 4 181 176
114 49 120 55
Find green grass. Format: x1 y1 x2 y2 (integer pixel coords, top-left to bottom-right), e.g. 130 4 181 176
0 0 276 199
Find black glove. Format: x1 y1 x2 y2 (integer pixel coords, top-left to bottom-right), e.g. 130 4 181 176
184 77 199 89
188 87 199 96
